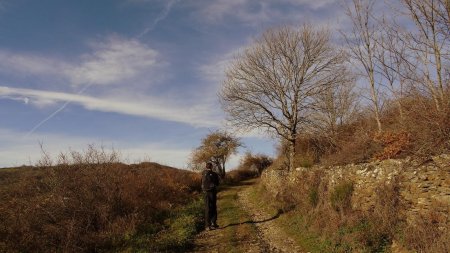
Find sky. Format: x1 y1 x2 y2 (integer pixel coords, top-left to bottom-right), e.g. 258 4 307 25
0 0 351 169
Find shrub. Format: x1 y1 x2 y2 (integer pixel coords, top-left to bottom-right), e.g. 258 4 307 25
402 210 450 253
0 148 202 252
373 131 411 160
330 181 354 216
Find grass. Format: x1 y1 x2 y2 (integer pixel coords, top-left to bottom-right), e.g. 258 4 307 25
124 197 204 252
218 183 259 253
247 183 332 253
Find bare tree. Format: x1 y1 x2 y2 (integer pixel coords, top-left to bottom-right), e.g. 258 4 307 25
190 130 241 178
220 25 347 171
399 0 450 110
312 69 359 141
375 20 410 120
343 0 383 132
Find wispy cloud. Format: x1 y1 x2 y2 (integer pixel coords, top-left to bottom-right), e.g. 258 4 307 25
194 0 338 25
0 36 162 87
69 36 161 85
0 86 220 127
0 50 71 78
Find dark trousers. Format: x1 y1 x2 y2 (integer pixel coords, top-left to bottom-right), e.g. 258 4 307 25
204 190 217 226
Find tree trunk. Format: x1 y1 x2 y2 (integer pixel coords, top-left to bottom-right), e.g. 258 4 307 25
369 71 383 132
221 160 226 179
288 138 296 172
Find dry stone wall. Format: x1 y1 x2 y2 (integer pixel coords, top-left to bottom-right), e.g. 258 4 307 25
261 154 450 224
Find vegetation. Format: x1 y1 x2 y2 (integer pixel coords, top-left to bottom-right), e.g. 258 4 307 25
0 147 203 253
220 25 348 171
189 130 242 178
219 0 449 168
253 171 448 253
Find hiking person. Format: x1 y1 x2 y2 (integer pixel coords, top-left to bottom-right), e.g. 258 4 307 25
201 162 220 230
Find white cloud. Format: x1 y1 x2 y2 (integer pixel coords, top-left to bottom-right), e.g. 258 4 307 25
200 53 233 84
199 44 250 84
199 0 271 25
0 86 220 127
0 36 162 87
0 128 192 168
194 0 338 25
68 36 161 86
0 50 71 77
287 0 336 9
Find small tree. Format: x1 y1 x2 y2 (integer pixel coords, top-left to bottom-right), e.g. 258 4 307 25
190 130 241 178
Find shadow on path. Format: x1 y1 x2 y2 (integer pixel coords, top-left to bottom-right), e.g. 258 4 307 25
218 210 282 230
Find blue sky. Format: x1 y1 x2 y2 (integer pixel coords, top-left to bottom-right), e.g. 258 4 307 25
0 0 348 168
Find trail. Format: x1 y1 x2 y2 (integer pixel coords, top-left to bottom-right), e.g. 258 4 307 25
189 179 304 253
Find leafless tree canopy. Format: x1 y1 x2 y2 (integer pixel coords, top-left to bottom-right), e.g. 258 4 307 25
312 70 359 140
220 25 347 170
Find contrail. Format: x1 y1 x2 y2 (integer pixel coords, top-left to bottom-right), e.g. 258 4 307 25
24 83 91 138
137 0 179 38
25 0 178 137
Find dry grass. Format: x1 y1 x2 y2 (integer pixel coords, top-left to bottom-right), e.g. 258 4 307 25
402 211 450 253
0 147 202 252
284 93 450 166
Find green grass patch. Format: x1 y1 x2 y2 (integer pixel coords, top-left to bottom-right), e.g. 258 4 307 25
124 197 204 252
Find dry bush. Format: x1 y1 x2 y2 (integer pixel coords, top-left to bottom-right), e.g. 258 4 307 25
224 152 273 184
294 136 333 167
0 148 201 252
321 126 381 166
224 168 259 184
402 210 450 253
373 131 411 159
399 95 450 157
284 91 450 166
236 152 273 176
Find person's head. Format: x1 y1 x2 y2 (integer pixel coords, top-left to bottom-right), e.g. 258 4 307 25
206 162 213 170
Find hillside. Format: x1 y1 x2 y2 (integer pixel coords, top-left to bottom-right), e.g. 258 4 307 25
0 161 203 252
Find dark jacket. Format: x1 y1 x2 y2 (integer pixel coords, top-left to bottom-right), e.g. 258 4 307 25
201 169 220 192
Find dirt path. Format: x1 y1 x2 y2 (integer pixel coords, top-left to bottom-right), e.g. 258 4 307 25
189 179 304 253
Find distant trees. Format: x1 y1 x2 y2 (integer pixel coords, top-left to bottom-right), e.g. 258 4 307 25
238 152 273 176
190 130 241 178
220 25 348 171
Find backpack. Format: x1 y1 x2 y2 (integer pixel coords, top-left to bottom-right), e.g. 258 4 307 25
202 170 218 191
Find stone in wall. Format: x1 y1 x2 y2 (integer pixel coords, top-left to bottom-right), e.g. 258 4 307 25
261 154 450 224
